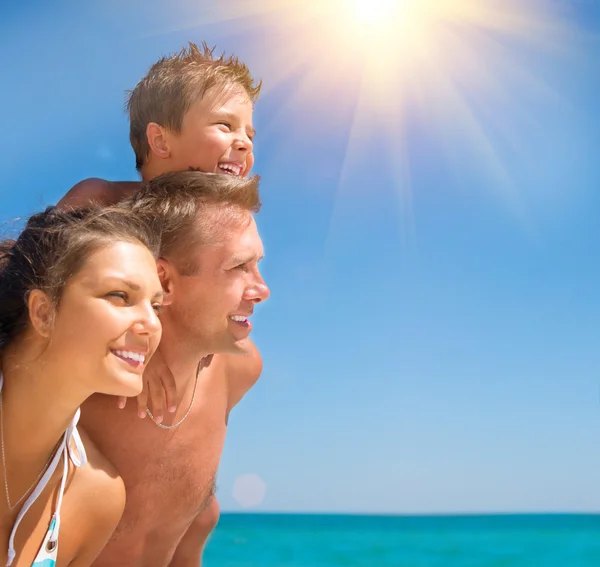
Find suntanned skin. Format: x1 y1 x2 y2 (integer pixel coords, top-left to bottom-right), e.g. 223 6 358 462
1 237 163 567
78 352 259 567
1 432 125 567
59 179 264 567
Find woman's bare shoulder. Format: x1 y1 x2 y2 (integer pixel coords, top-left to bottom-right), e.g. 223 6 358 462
62 429 125 566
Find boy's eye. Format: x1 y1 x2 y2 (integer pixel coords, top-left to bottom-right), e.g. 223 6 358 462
217 122 231 130
152 303 163 314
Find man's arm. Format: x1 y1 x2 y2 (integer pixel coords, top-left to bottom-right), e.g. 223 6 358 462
57 178 140 209
168 497 221 567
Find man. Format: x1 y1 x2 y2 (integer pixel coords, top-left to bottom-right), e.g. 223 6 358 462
78 170 269 567
58 44 265 564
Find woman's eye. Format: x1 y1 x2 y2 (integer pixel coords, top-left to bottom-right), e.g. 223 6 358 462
107 291 128 302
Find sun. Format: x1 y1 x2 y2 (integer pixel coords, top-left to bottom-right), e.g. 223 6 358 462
340 0 432 42
352 0 396 24
159 0 580 222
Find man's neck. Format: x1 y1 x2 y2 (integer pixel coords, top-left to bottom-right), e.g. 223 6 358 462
156 320 211 398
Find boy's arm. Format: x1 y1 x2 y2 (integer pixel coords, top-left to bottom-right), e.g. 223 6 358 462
57 178 141 209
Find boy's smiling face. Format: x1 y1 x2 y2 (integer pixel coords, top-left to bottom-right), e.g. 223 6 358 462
163 85 255 178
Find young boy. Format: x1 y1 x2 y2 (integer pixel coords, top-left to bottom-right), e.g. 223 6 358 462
59 43 265 567
62 42 258 206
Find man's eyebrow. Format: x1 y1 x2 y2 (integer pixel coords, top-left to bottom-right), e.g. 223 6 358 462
229 254 265 269
228 254 252 265
227 252 262 265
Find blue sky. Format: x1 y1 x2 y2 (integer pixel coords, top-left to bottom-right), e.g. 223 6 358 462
1 0 600 514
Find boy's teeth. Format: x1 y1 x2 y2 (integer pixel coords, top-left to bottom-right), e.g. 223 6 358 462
230 315 247 322
113 350 145 363
219 163 242 176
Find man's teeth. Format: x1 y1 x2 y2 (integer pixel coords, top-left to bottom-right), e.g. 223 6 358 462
218 163 243 176
113 350 145 364
229 315 248 322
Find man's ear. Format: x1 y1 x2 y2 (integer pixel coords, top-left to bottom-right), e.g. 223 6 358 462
146 122 171 160
156 258 175 306
27 289 54 338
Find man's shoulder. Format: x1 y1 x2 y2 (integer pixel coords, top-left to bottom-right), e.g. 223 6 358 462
216 340 263 414
57 177 141 209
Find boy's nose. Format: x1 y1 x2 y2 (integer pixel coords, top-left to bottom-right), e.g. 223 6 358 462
234 132 253 152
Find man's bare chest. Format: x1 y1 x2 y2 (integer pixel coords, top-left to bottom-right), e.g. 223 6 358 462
81 387 228 513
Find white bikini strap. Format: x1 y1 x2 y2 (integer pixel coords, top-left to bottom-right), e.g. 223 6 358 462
5 432 66 566
2 373 88 567
67 409 87 468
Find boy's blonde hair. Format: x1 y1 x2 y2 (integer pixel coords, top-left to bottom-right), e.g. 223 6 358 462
127 42 262 171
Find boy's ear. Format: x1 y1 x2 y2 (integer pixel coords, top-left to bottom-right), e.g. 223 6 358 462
156 259 175 306
146 123 170 160
28 289 54 338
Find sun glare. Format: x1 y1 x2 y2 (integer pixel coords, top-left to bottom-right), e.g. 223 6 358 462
164 0 580 224
352 0 396 24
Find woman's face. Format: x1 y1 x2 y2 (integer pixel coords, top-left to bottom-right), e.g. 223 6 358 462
47 241 163 398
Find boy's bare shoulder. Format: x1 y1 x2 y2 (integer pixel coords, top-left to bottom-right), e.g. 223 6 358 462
58 178 142 209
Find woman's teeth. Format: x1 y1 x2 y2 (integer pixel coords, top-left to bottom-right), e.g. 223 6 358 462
113 350 145 364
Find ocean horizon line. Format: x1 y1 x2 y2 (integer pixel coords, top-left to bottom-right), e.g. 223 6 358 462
219 510 600 518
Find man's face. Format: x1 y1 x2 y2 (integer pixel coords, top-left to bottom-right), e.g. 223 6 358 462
166 85 255 178
166 211 269 355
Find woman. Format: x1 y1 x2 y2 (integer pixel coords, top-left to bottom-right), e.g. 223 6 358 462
0 206 164 566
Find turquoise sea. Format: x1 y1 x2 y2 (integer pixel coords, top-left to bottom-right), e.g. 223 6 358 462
205 514 600 566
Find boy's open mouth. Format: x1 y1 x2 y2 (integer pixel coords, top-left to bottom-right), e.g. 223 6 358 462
218 162 243 176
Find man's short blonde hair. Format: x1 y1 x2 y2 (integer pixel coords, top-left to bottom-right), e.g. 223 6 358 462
123 170 261 274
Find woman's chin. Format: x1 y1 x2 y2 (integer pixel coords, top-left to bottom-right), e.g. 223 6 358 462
104 372 144 398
